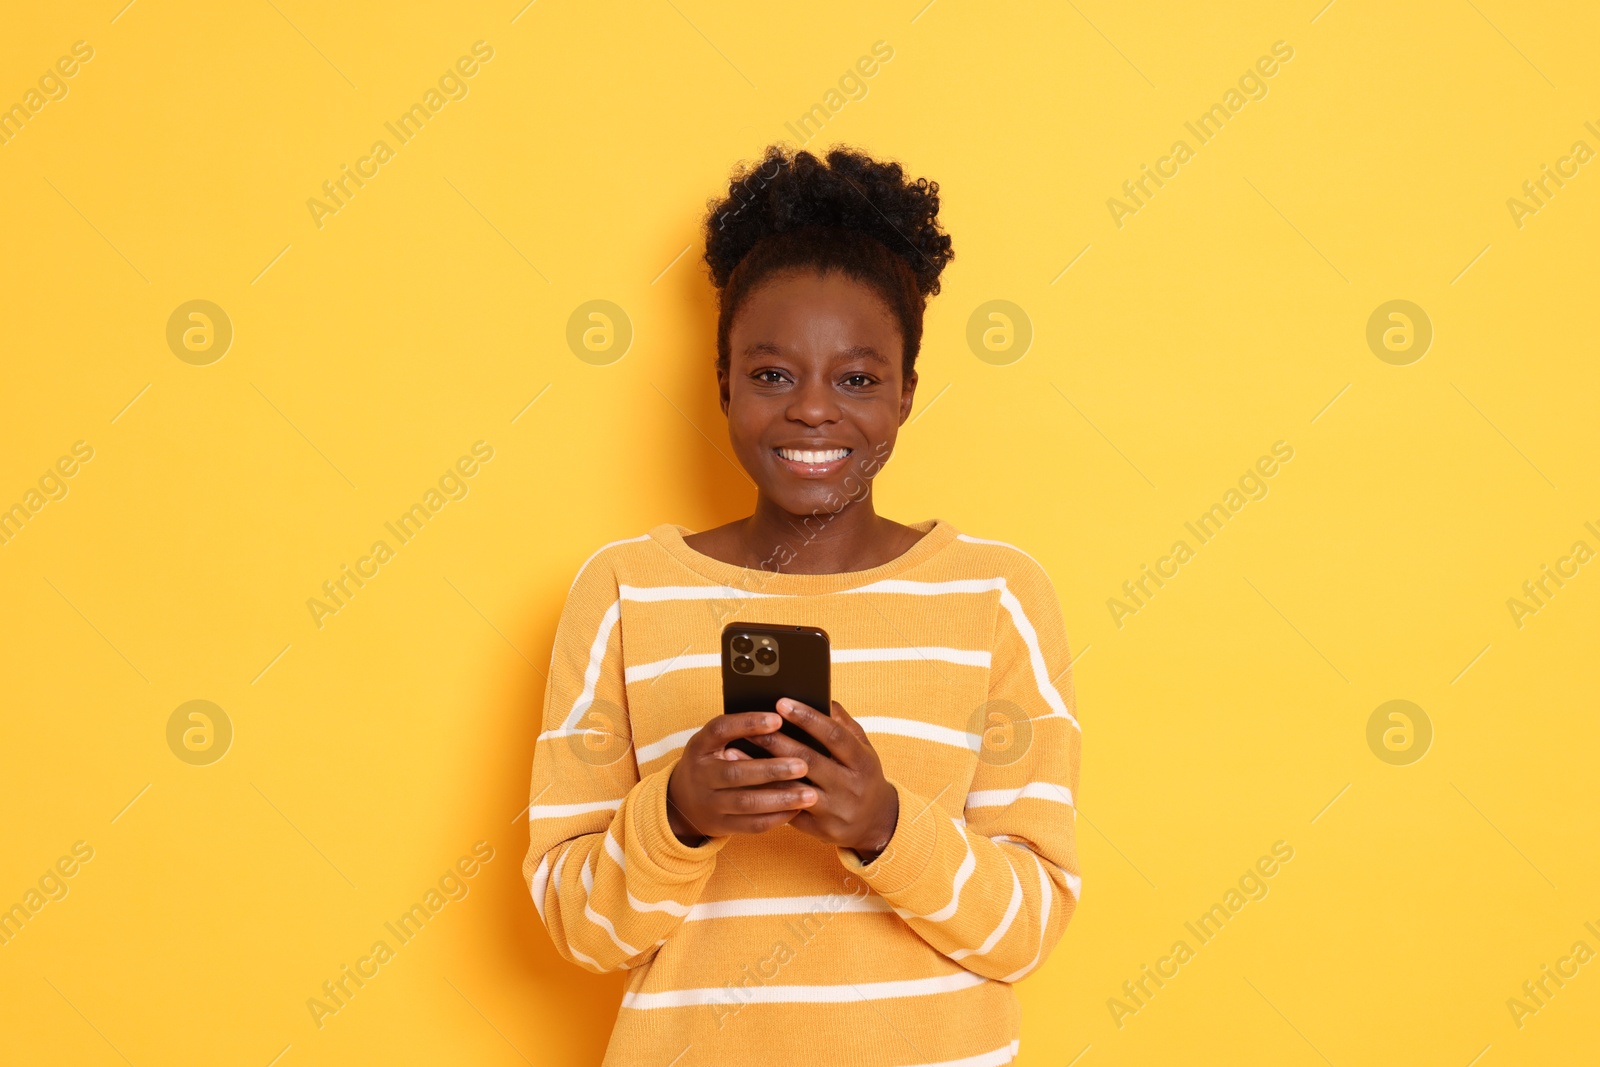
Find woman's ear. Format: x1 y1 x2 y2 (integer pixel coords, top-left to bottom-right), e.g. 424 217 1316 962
717 363 731 415
897 368 918 426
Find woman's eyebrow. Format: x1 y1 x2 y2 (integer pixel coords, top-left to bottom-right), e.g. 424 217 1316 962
843 346 889 365
740 343 887 362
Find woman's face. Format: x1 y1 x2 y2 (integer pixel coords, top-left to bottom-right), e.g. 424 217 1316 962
720 269 917 518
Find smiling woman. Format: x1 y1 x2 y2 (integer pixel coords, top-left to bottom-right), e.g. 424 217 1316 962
691 145 954 570
522 146 1082 1067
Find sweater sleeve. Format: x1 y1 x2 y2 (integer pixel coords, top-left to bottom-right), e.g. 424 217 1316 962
837 555 1082 982
522 547 731 973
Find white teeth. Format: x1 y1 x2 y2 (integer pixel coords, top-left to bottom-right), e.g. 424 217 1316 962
778 447 850 464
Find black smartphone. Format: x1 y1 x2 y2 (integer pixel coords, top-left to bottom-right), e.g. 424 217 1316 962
721 622 831 762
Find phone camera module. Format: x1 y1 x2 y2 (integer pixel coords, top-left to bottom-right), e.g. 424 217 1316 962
727 631 780 676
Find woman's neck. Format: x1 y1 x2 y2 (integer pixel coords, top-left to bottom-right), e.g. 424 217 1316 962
687 494 924 575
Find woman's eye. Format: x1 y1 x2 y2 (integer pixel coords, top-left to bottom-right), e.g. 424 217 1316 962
754 369 788 384
842 374 875 388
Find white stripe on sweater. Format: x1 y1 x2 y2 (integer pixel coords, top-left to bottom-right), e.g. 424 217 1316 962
621 969 986 1009
686 893 892 920
621 584 777 602
628 891 691 917
856 717 982 751
545 535 647 733
920 819 977 923
581 849 641 959
967 782 1075 809
996 585 1078 729
603 832 693 917
527 798 623 820
634 727 699 765
568 534 651 593
1000 853 1054 983
950 852 1024 961
624 652 720 683
558 599 622 731
603 827 627 869
568 943 605 972
541 843 575 931
624 646 990 684
896 1041 1021 1067
529 852 552 924
956 533 1044 570
896 1043 1017 1067
632 716 981 767
833 646 991 668
903 1041 1021 1067
994 839 1080 899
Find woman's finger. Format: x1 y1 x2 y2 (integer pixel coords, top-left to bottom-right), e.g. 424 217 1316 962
746 729 849 791
719 781 818 815
787 809 820 837
694 711 781 758
776 698 861 769
829 701 873 748
723 809 804 834
710 754 810 790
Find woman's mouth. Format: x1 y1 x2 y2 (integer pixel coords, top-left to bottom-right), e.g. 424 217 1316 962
774 446 853 476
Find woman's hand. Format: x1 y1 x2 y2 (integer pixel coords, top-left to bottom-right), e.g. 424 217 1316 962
665 712 819 846
744 699 900 862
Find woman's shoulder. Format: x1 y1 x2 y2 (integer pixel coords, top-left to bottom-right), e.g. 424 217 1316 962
941 526 1060 598
562 526 680 595
941 528 1070 653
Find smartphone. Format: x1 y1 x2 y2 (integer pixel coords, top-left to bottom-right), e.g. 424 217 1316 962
721 622 831 762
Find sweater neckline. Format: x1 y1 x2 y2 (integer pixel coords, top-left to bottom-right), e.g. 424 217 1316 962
649 519 958 595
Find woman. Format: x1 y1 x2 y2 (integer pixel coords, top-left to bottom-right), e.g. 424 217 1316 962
525 145 1081 1067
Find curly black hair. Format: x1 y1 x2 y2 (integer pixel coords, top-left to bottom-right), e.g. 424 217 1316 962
703 145 954 377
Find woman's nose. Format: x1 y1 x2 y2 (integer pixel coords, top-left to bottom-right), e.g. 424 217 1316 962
785 376 841 426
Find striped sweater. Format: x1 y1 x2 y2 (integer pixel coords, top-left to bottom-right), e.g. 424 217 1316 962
523 520 1081 1067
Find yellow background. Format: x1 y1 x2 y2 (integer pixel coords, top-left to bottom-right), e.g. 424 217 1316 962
3 1 1597 1063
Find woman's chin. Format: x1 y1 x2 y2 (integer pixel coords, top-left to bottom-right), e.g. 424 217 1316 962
761 484 855 520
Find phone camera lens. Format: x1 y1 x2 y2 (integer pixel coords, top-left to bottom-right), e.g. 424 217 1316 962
732 655 754 674
731 635 753 654
754 646 776 666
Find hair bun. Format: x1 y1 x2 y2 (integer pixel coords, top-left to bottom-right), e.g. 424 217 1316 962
704 145 953 297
